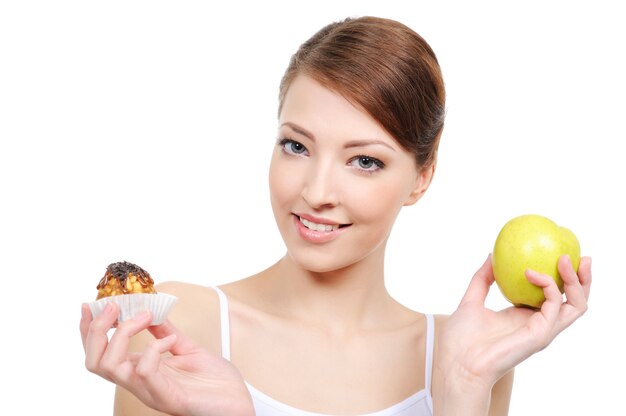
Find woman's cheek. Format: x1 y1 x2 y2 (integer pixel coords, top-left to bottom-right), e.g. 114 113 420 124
269 158 300 208
342 178 404 224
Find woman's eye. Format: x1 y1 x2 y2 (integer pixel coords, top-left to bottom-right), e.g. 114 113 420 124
280 139 308 156
349 156 385 172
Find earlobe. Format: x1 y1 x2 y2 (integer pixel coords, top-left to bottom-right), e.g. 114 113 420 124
403 160 436 206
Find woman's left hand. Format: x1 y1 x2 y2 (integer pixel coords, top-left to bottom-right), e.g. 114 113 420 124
439 254 591 391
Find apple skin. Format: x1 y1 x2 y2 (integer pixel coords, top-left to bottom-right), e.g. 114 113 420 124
492 214 581 308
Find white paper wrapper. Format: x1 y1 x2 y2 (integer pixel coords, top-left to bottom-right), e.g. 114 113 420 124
87 293 178 325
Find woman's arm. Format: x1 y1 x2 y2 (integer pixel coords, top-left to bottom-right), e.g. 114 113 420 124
488 370 513 416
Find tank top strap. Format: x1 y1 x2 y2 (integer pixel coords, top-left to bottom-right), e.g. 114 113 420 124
424 314 435 394
211 286 231 360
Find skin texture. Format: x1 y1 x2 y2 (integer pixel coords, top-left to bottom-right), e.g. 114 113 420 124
80 75 591 416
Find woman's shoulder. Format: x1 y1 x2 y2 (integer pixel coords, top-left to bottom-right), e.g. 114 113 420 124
432 313 449 325
156 280 217 299
430 313 449 343
156 280 221 317
154 280 223 354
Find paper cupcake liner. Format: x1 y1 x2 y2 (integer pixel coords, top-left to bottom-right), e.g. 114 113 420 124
87 293 178 325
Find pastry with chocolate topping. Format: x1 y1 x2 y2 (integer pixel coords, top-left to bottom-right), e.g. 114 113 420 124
96 261 157 299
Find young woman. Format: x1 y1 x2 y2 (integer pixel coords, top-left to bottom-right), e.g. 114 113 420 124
80 16 592 416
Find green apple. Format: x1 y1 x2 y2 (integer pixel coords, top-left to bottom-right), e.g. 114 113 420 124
492 214 581 308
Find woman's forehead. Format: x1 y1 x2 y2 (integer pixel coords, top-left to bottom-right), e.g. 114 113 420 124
278 75 399 148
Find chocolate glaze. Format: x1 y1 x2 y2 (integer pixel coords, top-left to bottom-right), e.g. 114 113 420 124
97 261 154 292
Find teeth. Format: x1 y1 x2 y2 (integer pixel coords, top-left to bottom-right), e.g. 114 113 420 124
300 217 340 232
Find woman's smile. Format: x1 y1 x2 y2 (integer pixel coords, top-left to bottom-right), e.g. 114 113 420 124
293 213 351 244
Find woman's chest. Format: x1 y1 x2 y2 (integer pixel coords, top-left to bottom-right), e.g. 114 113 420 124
229 309 428 414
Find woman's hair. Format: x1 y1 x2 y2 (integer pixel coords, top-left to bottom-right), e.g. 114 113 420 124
279 16 446 169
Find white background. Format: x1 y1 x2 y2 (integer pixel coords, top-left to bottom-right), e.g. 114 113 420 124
1 1 624 414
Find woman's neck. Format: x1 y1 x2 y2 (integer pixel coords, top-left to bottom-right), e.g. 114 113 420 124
260 248 400 336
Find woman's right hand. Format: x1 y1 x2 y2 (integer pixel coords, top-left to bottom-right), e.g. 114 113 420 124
433 254 591 415
80 303 254 416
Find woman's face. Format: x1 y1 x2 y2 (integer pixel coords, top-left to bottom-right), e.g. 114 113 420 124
269 75 432 273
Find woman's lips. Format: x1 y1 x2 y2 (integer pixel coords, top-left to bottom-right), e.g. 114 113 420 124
292 214 351 244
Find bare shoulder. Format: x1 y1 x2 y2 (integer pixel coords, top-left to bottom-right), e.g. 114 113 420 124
154 281 222 353
122 281 222 356
430 313 448 357
430 313 449 339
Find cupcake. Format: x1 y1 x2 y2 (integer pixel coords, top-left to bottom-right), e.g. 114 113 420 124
88 261 177 325
96 261 157 299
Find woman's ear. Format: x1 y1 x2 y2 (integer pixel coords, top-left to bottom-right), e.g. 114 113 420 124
404 158 437 206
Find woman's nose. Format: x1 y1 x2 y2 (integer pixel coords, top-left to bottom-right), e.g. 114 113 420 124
300 160 339 210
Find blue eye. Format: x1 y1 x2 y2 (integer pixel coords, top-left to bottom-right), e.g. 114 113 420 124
279 138 308 156
349 155 385 172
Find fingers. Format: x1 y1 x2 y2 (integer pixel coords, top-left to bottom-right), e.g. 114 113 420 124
460 254 495 305
578 256 592 301
555 255 591 332
524 254 592 343
133 334 180 415
80 304 93 351
148 319 178 339
98 311 153 381
136 334 177 387
559 255 588 312
84 304 154 384
81 304 186 411
149 320 198 356
524 268 562 324
84 302 120 378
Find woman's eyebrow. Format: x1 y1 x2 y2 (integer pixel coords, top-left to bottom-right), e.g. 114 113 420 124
280 122 316 141
343 139 396 151
281 121 395 151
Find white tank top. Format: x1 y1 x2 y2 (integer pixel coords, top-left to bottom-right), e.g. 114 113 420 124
212 287 434 416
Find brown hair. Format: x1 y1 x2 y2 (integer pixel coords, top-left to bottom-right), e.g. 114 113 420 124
278 16 446 169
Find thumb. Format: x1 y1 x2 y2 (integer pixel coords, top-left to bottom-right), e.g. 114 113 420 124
460 254 495 305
